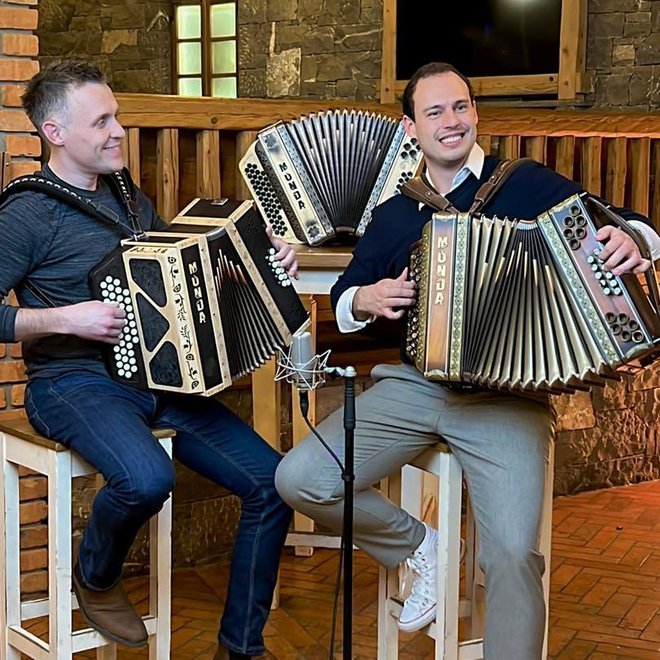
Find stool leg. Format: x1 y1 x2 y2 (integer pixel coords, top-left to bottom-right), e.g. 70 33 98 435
435 453 462 660
464 495 485 641
48 450 74 658
149 435 172 660
0 435 21 660
377 473 402 660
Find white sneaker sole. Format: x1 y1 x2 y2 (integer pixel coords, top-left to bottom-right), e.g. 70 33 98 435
397 603 437 633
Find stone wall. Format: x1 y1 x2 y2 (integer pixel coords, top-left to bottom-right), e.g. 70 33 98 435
37 0 172 93
238 0 383 100
587 0 660 109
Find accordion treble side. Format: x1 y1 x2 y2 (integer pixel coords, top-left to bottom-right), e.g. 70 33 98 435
405 193 660 394
239 110 423 245
89 200 309 396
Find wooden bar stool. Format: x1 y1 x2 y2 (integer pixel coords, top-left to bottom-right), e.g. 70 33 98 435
0 419 175 659
377 441 554 660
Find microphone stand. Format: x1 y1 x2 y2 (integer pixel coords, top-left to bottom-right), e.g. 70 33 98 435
297 365 357 660
340 366 356 660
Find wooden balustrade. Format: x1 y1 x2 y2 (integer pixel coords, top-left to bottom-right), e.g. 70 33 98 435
115 94 660 229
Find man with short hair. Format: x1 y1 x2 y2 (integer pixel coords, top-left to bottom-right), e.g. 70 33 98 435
275 61 660 658
0 60 295 660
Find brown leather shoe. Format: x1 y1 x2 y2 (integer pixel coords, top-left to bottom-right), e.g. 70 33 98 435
72 548 148 647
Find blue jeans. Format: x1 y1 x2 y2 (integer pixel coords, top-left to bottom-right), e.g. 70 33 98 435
26 372 292 656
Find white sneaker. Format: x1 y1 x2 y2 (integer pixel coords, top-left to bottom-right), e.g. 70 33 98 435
398 523 438 633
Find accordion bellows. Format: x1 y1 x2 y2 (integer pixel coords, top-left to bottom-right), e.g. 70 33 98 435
89 200 309 396
239 110 423 245
405 194 660 394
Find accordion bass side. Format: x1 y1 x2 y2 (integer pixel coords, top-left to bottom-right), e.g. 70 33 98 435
89 199 309 396
239 110 423 245
405 193 660 394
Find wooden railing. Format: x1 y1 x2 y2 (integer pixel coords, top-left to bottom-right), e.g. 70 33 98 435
115 94 660 230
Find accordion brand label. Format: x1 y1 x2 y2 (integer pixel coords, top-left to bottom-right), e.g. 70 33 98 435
434 235 449 306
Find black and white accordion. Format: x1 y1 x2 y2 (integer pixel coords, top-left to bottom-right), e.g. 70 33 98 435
405 193 660 394
239 110 423 245
89 199 309 396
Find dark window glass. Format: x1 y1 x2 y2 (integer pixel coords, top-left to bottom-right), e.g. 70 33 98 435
396 0 562 80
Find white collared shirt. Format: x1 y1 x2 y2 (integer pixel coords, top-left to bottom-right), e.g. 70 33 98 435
336 143 660 333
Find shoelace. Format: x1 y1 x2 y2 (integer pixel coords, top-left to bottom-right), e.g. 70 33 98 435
404 553 434 609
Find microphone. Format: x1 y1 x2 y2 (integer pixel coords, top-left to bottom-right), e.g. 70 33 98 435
276 331 330 393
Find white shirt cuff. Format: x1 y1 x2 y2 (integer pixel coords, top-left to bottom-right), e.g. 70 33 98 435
336 286 375 333
628 220 660 261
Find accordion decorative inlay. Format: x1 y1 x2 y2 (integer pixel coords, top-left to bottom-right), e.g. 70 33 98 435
239 110 423 245
89 199 309 396
405 193 660 394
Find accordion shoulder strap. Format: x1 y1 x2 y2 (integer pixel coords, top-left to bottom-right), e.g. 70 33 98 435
468 158 534 215
401 158 534 214
400 172 457 212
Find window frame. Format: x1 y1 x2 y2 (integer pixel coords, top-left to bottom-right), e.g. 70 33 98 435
172 0 238 97
380 0 589 103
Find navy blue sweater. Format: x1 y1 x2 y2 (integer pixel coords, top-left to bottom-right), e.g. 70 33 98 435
331 157 651 316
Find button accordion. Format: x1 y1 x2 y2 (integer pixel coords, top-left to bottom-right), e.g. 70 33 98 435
239 109 423 245
89 199 309 396
405 193 660 394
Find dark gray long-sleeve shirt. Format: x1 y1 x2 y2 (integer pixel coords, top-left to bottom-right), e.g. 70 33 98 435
0 165 164 378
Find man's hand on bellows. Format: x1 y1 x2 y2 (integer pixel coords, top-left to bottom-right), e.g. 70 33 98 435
353 268 416 321
65 301 126 344
596 225 651 276
265 225 299 279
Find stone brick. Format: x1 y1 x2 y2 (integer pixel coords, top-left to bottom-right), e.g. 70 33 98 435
589 12 625 38
612 43 635 66
102 29 138 54
0 344 5 358
0 109 33 132
19 476 46 502
592 378 629 411
266 47 301 97
629 66 655 105
37 0 75 31
0 388 6 409
637 31 660 65
590 0 646 11
238 0 266 23
266 0 298 22
1 33 38 56
554 391 596 431
10 160 39 178
20 499 47 525
586 37 613 71
21 570 47 594
276 22 309 52
20 524 48 549
5 134 40 157
334 24 381 52
298 0 324 20
0 85 25 108
20 547 47 572
238 23 269 70
318 0 360 25
0 7 38 29
9 343 22 359
238 69 266 97
301 26 335 54
0 59 39 83
595 72 632 106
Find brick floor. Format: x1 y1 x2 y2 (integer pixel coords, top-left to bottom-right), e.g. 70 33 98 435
20 479 660 658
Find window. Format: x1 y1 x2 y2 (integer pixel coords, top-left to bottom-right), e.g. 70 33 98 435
381 0 588 102
173 0 237 98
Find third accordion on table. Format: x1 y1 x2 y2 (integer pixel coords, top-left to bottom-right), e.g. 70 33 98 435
89 199 309 396
405 193 660 394
239 109 423 245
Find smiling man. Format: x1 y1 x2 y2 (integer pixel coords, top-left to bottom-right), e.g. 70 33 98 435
275 61 660 658
0 61 298 660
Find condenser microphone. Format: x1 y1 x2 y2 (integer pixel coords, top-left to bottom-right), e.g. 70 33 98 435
288 331 317 391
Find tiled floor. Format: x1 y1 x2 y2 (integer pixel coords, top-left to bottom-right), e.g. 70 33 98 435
22 480 660 658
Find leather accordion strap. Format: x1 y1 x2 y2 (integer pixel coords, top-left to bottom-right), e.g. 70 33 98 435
400 172 458 212
468 158 534 215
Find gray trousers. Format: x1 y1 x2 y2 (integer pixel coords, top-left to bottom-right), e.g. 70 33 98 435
275 363 554 660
